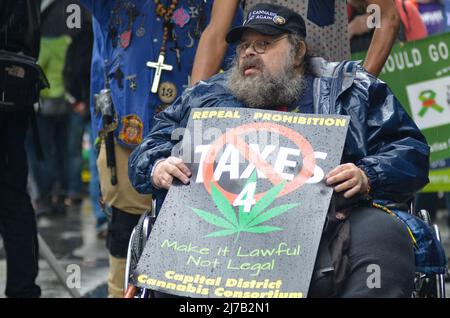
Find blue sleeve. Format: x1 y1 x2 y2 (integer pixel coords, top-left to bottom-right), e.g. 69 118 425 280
128 92 192 195
357 78 430 203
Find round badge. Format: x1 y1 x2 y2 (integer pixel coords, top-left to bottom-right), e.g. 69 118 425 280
158 81 178 104
273 16 286 25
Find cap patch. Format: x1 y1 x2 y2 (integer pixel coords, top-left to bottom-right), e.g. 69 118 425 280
273 15 286 25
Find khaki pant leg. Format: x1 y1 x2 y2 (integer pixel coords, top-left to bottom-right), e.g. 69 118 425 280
97 141 152 214
97 141 151 298
108 254 127 298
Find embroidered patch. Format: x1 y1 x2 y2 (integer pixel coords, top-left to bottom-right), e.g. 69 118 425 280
171 7 191 28
118 114 144 145
119 30 132 49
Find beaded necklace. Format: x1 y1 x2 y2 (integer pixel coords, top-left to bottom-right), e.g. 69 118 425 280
154 0 179 56
146 0 179 93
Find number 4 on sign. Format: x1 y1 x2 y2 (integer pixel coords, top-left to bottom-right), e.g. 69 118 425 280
233 181 257 213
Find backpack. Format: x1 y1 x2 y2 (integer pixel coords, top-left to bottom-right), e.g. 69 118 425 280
0 50 49 111
0 50 49 160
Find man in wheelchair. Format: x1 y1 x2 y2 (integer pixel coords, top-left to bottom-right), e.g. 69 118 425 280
128 4 445 297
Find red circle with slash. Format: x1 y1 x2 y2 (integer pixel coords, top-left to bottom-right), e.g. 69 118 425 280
202 122 316 203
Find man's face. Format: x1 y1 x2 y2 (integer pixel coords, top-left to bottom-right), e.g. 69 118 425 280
228 30 307 109
237 30 293 79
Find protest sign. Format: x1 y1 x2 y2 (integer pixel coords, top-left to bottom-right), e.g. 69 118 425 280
353 32 450 192
134 108 349 298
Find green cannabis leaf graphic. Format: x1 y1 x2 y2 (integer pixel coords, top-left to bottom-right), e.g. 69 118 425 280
191 172 299 239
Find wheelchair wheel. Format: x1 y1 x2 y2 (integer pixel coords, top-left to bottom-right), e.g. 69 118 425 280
418 209 432 227
413 273 438 298
124 210 155 298
412 210 447 298
432 224 447 298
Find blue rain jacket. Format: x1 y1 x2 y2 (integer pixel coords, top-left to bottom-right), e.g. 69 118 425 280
129 58 430 203
129 58 447 274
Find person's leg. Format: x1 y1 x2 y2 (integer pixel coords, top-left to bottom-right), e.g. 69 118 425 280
66 112 85 203
33 114 55 205
97 142 151 297
108 254 127 298
88 128 107 231
97 142 152 297
0 112 41 298
106 207 141 298
339 206 415 298
24 128 39 201
54 114 69 209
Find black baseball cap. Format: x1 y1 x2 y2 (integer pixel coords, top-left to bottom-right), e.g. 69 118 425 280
226 3 307 43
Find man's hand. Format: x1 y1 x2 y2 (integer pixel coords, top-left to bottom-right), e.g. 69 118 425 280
152 157 192 190
325 163 369 199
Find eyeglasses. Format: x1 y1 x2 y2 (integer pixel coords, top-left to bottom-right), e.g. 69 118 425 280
237 35 288 55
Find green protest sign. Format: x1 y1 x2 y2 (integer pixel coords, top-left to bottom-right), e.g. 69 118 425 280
134 108 349 298
426 159 450 192
353 32 450 192
353 32 450 162
427 168 450 192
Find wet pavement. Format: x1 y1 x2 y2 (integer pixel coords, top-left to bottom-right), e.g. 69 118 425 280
0 198 109 298
1 199 450 298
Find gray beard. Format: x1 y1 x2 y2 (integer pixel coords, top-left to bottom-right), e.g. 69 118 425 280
227 56 306 109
